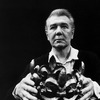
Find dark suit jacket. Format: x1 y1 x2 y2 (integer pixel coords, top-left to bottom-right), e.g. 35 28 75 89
5 50 100 100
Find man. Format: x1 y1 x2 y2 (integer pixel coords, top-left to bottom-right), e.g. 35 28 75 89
11 9 100 100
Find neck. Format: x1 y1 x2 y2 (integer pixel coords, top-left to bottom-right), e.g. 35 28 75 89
52 45 71 62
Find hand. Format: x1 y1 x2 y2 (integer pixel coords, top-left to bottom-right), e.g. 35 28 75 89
14 73 38 100
80 76 94 100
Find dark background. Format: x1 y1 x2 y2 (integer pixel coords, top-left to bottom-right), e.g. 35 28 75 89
0 0 100 99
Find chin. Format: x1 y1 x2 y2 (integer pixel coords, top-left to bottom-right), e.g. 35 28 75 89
53 44 67 50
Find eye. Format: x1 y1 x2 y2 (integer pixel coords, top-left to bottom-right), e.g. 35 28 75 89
61 24 69 29
50 25 57 30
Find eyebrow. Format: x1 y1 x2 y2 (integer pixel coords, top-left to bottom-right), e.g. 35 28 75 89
51 22 68 25
50 23 69 27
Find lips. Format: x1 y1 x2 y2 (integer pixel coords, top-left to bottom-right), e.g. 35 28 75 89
54 39 65 43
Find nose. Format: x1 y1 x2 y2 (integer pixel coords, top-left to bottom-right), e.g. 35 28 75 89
55 26 63 35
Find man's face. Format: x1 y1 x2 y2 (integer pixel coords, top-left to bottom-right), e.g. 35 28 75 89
46 15 74 49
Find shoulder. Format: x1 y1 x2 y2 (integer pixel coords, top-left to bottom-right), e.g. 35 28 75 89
29 53 49 74
78 50 100 62
78 50 100 70
31 53 49 66
78 50 100 81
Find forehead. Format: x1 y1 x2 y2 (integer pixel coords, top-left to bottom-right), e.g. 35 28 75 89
46 16 71 26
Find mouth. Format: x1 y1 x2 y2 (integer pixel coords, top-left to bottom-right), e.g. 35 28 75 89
54 39 65 43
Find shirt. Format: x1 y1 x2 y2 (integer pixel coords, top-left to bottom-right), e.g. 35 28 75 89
49 46 79 74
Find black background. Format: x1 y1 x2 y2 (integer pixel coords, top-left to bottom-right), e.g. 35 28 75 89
0 0 100 99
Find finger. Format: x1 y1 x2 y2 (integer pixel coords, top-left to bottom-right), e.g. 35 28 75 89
82 80 93 94
82 84 93 94
80 91 93 100
22 90 37 100
14 83 27 99
22 74 35 86
23 97 28 100
22 83 38 93
82 77 91 85
25 73 32 78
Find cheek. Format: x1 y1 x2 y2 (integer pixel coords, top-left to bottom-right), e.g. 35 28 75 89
69 32 74 39
66 31 73 38
47 31 54 39
47 34 52 42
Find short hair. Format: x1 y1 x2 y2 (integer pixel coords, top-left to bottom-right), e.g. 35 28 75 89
45 9 75 31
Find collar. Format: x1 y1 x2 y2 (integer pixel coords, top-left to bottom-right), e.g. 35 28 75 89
48 46 79 64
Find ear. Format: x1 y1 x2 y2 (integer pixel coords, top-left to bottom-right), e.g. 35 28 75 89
45 26 49 41
45 25 47 33
71 34 74 39
45 30 49 41
46 34 50 41
71 28 75 39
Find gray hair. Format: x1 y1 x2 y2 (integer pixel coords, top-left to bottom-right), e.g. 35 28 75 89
45 9 75 32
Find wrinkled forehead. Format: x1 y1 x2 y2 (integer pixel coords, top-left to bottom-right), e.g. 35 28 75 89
46 15 71 27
